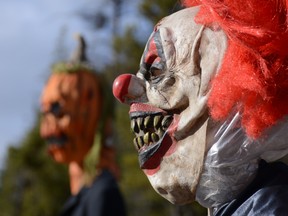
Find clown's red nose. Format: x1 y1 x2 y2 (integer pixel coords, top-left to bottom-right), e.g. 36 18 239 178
112 74 132 103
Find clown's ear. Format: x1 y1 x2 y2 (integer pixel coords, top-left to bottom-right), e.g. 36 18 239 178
197 27 227 98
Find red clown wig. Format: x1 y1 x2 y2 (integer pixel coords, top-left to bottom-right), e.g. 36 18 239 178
183 0 288 138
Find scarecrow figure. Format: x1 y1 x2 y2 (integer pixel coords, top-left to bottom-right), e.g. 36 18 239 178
40 34 126 216
112 0 288 215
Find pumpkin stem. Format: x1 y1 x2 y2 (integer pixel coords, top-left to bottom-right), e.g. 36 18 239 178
70 33 87 64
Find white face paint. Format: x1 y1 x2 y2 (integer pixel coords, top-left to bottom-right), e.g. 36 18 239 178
113 7 227 204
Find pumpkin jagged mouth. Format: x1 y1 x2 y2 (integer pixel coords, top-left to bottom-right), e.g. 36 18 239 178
130 112 173 151
45 134 68 147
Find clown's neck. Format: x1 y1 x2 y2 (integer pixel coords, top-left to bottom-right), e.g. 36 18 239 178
69 161 85 195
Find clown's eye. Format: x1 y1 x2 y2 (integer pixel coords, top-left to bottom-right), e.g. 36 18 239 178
50 102 63 118
149 66 164 83
139 63 164 82
150 67 163 77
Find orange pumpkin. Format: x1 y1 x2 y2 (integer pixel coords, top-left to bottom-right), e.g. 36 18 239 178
40 64 102 164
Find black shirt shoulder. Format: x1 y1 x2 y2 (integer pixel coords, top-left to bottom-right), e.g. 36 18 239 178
60 169 126 216
215 160 288 216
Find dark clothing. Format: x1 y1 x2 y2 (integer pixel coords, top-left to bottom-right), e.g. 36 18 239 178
60 169 126 216
215 160 288 216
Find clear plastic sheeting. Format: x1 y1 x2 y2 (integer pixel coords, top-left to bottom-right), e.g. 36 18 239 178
196 112 288 209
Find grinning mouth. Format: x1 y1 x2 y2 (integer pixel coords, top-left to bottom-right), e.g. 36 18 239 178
130 112 173 151
45 134 68 147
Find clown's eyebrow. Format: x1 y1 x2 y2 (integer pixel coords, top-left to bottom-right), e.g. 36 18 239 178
146 32 165 62
140 30 166 77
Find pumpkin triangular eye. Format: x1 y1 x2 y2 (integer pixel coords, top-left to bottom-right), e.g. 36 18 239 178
50 102 63 118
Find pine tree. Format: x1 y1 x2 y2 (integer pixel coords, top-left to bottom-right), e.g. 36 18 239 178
0 116 70 216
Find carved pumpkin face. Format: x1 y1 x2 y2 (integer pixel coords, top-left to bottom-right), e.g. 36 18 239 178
40 71 102 164
113 7 227 204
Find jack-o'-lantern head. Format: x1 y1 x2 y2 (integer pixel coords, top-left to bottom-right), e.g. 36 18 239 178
40 67 102 164
40 35 102 164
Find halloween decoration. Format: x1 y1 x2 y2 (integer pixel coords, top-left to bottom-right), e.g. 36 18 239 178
41 34 126 216
113 1 288 215
40 65 101 164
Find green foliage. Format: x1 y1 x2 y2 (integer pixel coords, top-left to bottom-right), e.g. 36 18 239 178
140 0 183 24
0 117 70 216
109 26 144 82
51 62 95 74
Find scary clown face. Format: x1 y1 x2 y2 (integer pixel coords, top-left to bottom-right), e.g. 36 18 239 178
40 71 101 164
113 7 227 204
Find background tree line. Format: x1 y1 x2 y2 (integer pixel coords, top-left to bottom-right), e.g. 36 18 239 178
0 0 206 215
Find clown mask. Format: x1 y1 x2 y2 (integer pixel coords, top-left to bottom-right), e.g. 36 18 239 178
113 7 227 204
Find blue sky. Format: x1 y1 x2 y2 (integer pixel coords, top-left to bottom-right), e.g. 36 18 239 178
0 0 151 166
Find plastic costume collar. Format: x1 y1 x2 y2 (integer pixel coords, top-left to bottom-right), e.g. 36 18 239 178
196 112 288 209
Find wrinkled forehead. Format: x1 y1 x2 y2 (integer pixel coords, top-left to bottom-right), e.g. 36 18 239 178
155 6 201 36
140 7 202 67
